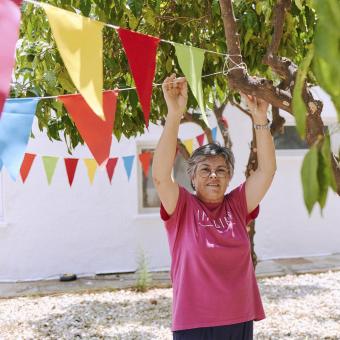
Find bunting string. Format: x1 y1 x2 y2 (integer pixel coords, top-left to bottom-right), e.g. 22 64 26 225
9 70 226 101
14 126 219 185
1 0 239 177
24 0 231 57
23 0 248 66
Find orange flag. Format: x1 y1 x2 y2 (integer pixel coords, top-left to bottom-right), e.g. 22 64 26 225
20 153 36 183
138 151 153 177
64 158 78 186
58 90 118 165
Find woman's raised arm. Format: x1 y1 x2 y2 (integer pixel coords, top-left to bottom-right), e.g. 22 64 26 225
243 94 277 213
152 74 188 215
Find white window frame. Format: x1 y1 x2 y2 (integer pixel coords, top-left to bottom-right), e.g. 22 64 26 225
136 141 193 216
136 141 161 215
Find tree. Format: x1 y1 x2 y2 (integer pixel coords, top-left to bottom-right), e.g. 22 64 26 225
14 0 340 267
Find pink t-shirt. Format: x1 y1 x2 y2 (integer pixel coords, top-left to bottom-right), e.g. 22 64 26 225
160 182 265 331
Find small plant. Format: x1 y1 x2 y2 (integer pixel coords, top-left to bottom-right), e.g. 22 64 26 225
135 248 152 292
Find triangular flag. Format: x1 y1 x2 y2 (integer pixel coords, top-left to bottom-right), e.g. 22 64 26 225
173 43 209 127
0 98 39 180
106 157 118 184
196 133 205 147
183 139 194 155
42 156 59 185
221 116 229 128
20 153 36 183
117 28 160 127
122 155 134 181
212 127 217 141
42 3 105 119
64 158 78 186
59 90 118 165
138 151 153 177
0 0 22 116
83 158 97 184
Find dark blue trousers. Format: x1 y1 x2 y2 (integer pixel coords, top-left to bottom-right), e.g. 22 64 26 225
173 320 253 340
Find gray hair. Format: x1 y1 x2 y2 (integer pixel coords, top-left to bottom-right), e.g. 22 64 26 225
186 142 235 181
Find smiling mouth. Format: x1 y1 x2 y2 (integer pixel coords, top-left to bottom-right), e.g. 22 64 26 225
207 184 220 187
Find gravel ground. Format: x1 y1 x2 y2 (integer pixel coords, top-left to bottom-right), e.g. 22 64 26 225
0 271 339 340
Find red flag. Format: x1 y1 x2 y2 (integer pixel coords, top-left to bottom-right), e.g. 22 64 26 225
220 116 229 128
138 151 153 177
0 0 22 116
58 90 118 166
20 153 36 183
106 157 118 184
64 158 78 186
117 28 160 127
196 133 205 147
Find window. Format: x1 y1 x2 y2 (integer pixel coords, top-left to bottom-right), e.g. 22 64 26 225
273 125 329 152
137 144 192 214
273 126 308 150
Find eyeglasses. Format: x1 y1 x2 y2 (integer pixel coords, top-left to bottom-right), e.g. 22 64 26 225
197 167 229 178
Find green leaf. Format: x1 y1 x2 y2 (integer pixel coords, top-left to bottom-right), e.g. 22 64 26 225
295 0 303 11
144 8 155 26
244 28 253 47
79 0 92 16
317 148 329 211
128 0 143 18
292 45 314 138
166 57 173 73
321 134 337 192
58 70 76 93
301 145 319 214
313 0 340 121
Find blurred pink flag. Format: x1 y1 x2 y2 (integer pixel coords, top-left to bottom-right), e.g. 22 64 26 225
0 0 22 117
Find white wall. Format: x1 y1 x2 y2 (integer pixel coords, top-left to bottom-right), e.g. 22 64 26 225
0 88 339 281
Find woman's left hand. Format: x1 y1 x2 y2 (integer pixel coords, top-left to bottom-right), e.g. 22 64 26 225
241 93 269 124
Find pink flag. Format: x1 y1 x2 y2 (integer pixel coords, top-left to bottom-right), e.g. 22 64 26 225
0 0 22 116
106 157 118 184
196 133 205 147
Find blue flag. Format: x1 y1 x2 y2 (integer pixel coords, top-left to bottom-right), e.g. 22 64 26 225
0 98 39 180
122 155 134 181
212 127 217 141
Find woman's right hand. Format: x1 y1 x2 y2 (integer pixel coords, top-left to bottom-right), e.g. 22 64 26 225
162 73 188 118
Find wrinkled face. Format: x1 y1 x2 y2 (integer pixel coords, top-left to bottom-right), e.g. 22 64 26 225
192 156 231 204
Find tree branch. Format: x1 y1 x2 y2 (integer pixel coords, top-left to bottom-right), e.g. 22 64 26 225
262 0 295 87
271 106 286 135
180 112 213 143
219 0 293 112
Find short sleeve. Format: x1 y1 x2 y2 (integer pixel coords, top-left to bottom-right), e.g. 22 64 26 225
227 182 260 225
159 186 188 224
160 187 189 254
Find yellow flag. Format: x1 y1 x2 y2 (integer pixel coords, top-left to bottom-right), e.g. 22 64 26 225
84 158 98 184
42 4 105 119
183 139 194 155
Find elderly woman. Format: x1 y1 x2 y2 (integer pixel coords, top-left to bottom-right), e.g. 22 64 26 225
152 73 276 340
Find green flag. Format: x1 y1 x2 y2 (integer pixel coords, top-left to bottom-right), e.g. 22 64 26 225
173 43 209 127
42 156 59 185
